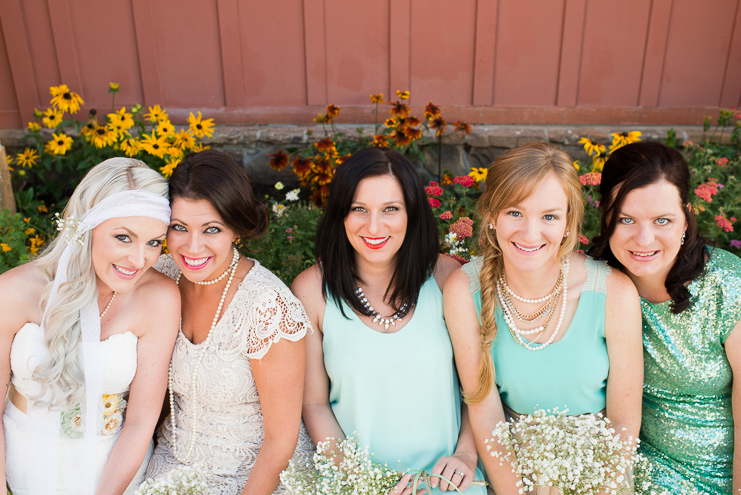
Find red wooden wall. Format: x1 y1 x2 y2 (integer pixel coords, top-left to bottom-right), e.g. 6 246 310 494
1 0 740 129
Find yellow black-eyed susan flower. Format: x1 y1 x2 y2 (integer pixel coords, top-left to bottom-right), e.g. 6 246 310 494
429 116 447 137
45 132 74 155
28 122 41 132
108 107 134 130
156 120 174 137
144 105 168 123
313 113 331 124
424 102 441 120
50 84 83 114
609 131 641 152
140 131 169 158
42 108 63 129
388 101 410 118
468 167 487 182
384 118 398 128
108 82 120 93
190 142 210 153
120 138 141 157
396 90 410 100
16 148 39 167
187 111 214 138
579 137 606 157
172 129 196 151
160 157 180 178
91 126 116 149
370 94 384 104
371 135 388 147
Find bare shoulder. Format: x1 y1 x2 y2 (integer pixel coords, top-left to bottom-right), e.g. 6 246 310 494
433 254 463 290
291 264 323 299
0 262 48 325
604 263 639 301
131 268 180 324
444 263 475 295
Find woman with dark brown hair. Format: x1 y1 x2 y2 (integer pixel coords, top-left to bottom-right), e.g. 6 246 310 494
587 141 741 494
145 150 314 495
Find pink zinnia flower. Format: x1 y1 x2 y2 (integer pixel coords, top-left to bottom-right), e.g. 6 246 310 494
428 197 441 208
717 157 729 168
453 176 475 187
578 234 589 245
440 211 453 220
716 215 734 233
579 173 602 186
425 184 444 197
695 182 719 202
450 217 474 238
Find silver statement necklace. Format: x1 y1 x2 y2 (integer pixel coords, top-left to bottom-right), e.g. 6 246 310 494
170 247 240 463
354 285 409 331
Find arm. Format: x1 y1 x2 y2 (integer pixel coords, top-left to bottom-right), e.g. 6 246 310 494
443 268 521 495
241 334 307 495
722 317 741 493
603 270 643 444
96 274 180 495
0 264 45 489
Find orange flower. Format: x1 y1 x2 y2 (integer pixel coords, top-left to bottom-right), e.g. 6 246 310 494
405 127 422 141
315 137 336 153
453 120 471 135
390 128 411 147
389 101 410 118
429 116 447 137
396 90 410 100
424 102 441 120
335 154 352 165
326 104 340 118
313 157 334 175
407 116 421 127
370 94 384 104
313 113 331 124
371 135 389 147
292 156 313 176
268 150 289 171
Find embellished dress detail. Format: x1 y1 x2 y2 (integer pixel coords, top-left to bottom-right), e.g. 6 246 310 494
4 324 150 494
146 255 315 495
639 248 741 495
322 276 487 494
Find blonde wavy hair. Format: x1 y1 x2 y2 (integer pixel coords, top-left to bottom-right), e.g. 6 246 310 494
32 157 168 408
466 143 583 404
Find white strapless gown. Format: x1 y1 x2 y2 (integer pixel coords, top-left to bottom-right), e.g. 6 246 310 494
3 323 153 494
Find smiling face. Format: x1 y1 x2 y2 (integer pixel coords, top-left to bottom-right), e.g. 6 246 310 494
91 216 168 293
167 197 238 283
344 174 408 269
493 174 569 273
609 179 687 286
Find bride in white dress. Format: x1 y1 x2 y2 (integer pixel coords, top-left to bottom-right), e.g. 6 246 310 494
145 150 314 495
0 158 180 494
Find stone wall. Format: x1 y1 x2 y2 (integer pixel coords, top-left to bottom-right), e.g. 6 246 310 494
0 124 709 188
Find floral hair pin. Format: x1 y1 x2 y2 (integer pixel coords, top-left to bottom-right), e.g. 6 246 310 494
54 212 87 246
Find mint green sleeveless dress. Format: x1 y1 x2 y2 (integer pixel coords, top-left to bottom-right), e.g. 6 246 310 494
323 276 487 494
462 256 611 415
639 248 741 495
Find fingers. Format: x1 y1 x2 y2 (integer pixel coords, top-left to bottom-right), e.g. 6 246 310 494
388 473 428 495
431 456 475 492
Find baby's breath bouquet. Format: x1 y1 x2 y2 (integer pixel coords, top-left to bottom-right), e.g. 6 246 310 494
281 433 485 495
134 464 207 495
487 408 641 495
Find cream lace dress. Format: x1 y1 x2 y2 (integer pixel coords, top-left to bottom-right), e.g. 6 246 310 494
145 255 315 494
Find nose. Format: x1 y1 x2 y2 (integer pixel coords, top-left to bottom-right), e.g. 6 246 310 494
367 211 381 235
184 231 204 254
127 242 147 269
520 218 541 243
634 223 654 248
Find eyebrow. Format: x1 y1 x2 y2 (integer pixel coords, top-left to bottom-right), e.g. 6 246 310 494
620 211 678 218
170 218 226 227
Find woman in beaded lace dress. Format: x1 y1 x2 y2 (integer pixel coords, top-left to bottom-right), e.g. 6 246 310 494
444 143 644 494
587 141 741 494
145 150 314 495
0 158 180 495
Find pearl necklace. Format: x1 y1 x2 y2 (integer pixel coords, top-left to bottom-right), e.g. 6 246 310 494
192 247 240 285
99 291 117 318
500 270 564 324
498 258 570 351
355 286 409 331
170 249 240 463
504 273 562 304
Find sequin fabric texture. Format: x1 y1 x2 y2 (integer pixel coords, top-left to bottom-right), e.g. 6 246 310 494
639 248 741 495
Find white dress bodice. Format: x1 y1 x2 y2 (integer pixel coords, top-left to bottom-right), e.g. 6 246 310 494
145 255 315 495
4 323 152 494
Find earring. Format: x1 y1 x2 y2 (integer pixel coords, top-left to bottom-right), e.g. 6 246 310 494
488 223 494 230
564 231 570 237
681 231 686 245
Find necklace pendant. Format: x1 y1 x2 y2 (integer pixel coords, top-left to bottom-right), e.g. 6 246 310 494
391 320 396 326
384 321 390 331
373 314 380 323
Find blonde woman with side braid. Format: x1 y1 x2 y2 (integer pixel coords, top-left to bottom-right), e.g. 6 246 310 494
443 143 643 494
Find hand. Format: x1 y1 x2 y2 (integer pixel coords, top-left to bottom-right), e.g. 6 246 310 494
430 453 476 492
386 473 428 495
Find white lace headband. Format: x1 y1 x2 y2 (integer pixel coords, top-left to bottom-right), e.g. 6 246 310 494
29 189 171 495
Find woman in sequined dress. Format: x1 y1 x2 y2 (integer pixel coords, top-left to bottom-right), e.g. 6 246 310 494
588 141 741 494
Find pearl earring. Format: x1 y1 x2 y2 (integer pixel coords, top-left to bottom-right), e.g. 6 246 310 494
564 231 570 237
681 231 686 245
489 223 494 230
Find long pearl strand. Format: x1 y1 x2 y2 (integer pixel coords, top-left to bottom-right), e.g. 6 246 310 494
170 247 240 463
192 248 240 285
499 258 570 351
99 291 117 318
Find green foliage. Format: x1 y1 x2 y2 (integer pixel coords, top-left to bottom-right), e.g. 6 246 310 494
0 210 31 272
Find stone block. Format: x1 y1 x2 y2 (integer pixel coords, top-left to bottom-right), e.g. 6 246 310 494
422 145 468 178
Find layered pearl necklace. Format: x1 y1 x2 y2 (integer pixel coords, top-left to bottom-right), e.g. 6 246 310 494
170 247 240 463
498 258 570 351
355 285 410 331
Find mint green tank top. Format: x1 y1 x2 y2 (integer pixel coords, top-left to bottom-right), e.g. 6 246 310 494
323 276 487 494
463 257 611 415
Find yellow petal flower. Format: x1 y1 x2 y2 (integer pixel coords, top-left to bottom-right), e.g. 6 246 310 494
1 243 11 253
45 132 74 155
144 105 168 123
42 108 64 129
49 84 83 114
28 122 41 132
187 111 214 138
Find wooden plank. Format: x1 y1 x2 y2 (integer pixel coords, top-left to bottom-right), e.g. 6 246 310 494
720 0 741 107
131 0 163 105
302 0 327 105
46 0 83 92
472 0 498 105
217 0 245 107
556 0 587 106
0 0 40 123
638 0 673 106
389 0 411 96
0 144 14 212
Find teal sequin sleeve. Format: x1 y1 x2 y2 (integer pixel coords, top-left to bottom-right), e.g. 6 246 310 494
639 248 741 495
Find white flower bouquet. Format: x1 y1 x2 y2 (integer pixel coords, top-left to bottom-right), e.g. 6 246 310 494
487 408 644 495
135 464 207 495
281 433 485 495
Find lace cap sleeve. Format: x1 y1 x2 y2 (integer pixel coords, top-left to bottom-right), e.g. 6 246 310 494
242 265 313 360
153 254 181 281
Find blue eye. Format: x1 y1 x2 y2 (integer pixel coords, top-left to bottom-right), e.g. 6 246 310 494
507 211 521 218
656 218 670 226
171 224 187 232
618 217 634 225
115 234 131 243
148 239 163 247
205 226 221 234
544 214 558 221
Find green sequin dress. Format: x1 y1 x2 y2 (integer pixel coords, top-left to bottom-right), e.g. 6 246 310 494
640 248 741 495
